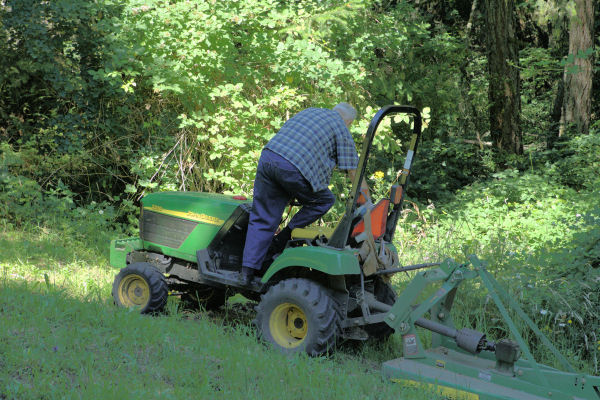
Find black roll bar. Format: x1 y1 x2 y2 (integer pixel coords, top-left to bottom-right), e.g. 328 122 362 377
328 105 422 249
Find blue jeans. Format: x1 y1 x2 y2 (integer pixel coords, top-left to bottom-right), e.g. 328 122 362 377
242 149 335 270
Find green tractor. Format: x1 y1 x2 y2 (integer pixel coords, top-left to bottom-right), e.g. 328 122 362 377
110 105 600 398
110 105 422 354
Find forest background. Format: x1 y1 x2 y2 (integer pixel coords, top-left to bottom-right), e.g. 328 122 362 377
0 0 599 397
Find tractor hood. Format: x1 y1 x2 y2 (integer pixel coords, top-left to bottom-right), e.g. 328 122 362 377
138 191 251 260
141 191 249 226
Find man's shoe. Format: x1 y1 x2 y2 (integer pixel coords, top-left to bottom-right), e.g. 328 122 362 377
271 226 292 254
240 266 255 286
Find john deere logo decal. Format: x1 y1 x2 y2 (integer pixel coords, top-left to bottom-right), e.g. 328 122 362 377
146 205 224 226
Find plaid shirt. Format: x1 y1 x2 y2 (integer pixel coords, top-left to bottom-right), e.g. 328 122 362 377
264 108 359 192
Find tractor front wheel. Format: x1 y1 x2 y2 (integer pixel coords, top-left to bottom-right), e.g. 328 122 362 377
255 278 338 356
112 262 168 314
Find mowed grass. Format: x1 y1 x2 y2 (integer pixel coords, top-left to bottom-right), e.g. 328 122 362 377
0 222 443 400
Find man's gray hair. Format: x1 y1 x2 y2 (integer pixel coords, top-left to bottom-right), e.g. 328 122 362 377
333 102 357 124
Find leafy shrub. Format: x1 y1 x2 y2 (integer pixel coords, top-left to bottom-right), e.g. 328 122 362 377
0 0 143 202
396 169 591 263
393 168 600 371
1 144 124 247
408 138 494 202
2 0 469 211
542 126 600 191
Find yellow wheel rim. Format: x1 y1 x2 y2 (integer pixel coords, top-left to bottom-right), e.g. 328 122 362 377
269 302 308 349
118 274 150 308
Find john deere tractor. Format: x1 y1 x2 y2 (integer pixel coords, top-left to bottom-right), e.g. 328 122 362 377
110 105 600 398
110 105 421 354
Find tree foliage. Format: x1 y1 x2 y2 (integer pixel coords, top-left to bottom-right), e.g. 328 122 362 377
0 0 596 207
1 0 468 204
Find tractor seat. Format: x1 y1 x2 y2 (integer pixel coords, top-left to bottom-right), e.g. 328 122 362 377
290 199 390 241
351 199 390 241
291 226 335 240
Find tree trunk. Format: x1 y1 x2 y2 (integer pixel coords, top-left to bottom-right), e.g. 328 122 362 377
484 0 523 154
561 0 595 135
458 0 483 143
548 14 569 148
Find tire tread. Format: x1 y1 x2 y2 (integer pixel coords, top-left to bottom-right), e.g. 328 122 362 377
255 278 338 356
112 262 168 314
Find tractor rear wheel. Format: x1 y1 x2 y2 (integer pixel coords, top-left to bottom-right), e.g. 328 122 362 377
112 262 168 314
255 278 339 356
181 285 228 311
364 277 397 340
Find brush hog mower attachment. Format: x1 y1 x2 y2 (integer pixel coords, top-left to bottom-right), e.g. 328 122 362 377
381 255 600 399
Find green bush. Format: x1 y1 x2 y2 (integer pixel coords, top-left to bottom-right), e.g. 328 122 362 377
0 144 124 248
543 126 600 191
396 169 591 264
393 168 600 372
408 138 494 202
2 0 469 210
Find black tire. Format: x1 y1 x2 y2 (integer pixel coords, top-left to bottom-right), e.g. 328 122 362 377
112 262 168 314
364 277 397 340
255 278 339 356
181 285 228 311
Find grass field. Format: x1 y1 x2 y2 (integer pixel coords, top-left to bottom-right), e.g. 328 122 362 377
0 223 447 400
1 171 598 399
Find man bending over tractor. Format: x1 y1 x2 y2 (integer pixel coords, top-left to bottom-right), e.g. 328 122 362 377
241 103 369 285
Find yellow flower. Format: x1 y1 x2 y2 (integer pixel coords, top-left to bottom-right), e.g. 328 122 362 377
374 171 384 179
568 319 572 324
